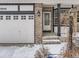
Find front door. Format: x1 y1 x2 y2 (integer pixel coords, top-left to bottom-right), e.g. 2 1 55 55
43 12 51 31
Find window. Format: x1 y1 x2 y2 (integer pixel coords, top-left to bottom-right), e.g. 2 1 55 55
77 23 79 32
77 11 79 32
29 16 33 20
44 13 50 25
13 16 18 20
6 16 11 20
21 16 26 20
77 11 79 22
0 16 3 20
54 9 59 25
54 8 70 26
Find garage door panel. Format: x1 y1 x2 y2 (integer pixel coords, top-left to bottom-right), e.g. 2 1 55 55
19 15 34 43
0 23 20 43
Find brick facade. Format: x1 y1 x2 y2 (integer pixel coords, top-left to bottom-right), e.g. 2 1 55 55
35 3 43 43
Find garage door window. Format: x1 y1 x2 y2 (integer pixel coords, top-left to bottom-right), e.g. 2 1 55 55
0 16 3 20
13 16 18 20
29 16 33 20
21 16 26 20
6 16 11 20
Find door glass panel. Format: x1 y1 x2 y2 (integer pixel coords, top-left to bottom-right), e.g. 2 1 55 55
44 13 50 25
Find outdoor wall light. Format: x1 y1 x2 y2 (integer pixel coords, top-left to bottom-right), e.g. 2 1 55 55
37 10 40 17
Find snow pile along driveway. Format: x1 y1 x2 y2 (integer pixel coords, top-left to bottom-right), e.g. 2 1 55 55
0 43 67 58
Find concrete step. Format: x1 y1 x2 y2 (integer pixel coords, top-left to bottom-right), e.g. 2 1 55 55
42 36 61 44
43 39 61 44
43 36 59 40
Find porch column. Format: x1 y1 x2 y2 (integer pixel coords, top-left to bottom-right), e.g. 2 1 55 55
35 3 43 43
52 7 54 32
57 4 61 36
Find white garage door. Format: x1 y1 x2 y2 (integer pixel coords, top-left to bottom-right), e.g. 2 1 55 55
0 14 34 43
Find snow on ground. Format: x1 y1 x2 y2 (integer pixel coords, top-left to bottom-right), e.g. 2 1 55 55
0 42 67 58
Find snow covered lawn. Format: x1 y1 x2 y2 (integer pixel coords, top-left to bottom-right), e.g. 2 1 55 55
0 43 67 58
